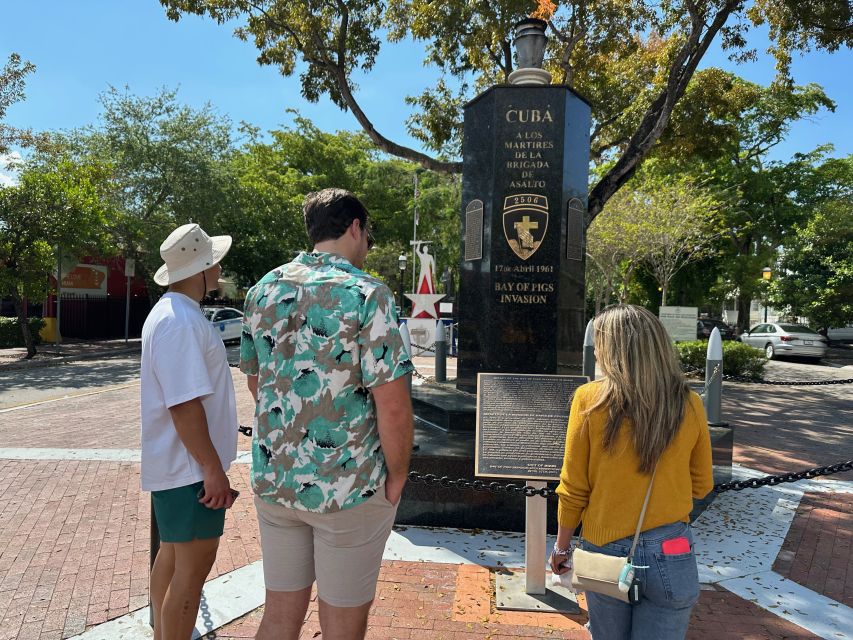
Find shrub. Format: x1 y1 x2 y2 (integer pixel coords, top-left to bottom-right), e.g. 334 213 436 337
675 340 767 380
0 317 46 348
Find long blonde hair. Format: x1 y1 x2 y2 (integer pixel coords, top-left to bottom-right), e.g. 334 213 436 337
587 304 691 474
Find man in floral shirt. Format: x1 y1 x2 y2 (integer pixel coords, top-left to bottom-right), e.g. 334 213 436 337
240 188 414 640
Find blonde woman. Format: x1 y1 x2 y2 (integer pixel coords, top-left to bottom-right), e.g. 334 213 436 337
550 305 714 639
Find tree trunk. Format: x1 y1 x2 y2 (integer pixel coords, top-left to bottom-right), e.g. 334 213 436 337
661 285 667 307
736 295 751 333
12 294 36 359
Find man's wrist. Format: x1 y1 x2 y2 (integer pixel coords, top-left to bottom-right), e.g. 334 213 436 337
201 462 225 476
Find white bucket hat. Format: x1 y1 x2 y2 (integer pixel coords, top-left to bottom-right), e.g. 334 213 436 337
153 223 232 286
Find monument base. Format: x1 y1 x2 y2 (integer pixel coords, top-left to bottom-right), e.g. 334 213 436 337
400 420 538 531
690 422 733 519
411 381 475 432
495 570 581 613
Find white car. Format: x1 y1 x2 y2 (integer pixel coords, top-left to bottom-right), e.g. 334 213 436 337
739 323 828 362
203 306 243 343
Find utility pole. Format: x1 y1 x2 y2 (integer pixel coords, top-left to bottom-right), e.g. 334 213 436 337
55 249 62 345
412 170 420 293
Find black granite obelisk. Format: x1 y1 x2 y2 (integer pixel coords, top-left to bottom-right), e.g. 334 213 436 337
456 85 591 392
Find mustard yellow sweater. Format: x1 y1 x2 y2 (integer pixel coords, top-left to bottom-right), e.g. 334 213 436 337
556 381 714 546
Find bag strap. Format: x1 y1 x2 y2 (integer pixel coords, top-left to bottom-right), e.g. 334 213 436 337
627 464 658 560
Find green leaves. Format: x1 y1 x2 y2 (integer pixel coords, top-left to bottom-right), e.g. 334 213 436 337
587 167 720 306
771 159 853 330
0 157 119 305
0 53 44 155
58 86 237 291
158 0 852 217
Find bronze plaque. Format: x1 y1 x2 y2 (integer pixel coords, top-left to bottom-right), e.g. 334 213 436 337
464 199 484 261
567 198 584 261
475 373 588 480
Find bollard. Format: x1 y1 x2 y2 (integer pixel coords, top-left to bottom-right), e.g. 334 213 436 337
434 320 447 383
399 322 413 394
582 319 596 381
704 327 723 424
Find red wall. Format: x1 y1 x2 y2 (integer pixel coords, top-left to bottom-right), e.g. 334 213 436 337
47 257 148 301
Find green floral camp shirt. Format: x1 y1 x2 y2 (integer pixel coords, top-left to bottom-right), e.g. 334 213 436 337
239 251 414 513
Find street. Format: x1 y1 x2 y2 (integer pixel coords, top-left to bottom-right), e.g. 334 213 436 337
0 346 245 410
0 356 141 410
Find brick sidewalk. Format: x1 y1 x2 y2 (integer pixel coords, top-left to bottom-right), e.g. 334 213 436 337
204 565 822 640
0 359 850 639
773 492 853 607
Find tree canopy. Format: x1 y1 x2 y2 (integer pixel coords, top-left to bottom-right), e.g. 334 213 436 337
0 159 118 355
56 87 237 296
158 0 852 221
1 53 36 155
586 168 719 308
770 155 853 330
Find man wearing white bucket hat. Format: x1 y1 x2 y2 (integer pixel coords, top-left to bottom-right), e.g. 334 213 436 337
140 223 238 640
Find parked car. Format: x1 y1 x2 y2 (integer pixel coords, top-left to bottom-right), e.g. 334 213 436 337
827 325 853 343
202 306 243 343
739 323 828 361
697 318 736 340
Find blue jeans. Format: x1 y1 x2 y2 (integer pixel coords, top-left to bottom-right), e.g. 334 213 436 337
582 521 699 640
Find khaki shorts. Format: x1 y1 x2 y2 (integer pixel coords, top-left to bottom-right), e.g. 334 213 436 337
254 490 398 607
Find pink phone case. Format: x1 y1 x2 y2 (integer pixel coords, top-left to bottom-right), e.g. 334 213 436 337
661 536 690 555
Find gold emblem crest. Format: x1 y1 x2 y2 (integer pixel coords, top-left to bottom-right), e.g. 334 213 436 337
502 194 549 260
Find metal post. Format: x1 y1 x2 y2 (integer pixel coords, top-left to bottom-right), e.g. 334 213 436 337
399 322 412 394
398 268 405 315
704 327 723 425
124 276 131 344
149 497 160 628
434 320 446 383
582 319 595 380
55 251 62 345
525 481 547 595
412 172 419 294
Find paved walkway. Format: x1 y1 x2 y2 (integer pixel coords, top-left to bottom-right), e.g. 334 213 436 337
0 339 141 372
0 347 850 639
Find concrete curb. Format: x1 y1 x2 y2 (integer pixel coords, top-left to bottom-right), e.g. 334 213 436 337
0 347 141 372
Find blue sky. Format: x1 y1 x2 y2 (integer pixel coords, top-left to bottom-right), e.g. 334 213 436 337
2 0 851 180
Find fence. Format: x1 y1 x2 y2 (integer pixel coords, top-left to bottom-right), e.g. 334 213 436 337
201 297 246 310
56 293 152 340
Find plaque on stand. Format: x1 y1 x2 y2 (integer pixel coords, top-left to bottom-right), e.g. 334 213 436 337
476 372 586 614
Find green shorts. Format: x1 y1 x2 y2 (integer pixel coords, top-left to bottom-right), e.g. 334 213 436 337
151 481 226 543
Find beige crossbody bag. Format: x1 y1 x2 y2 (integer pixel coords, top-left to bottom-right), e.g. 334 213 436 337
570 466 657 603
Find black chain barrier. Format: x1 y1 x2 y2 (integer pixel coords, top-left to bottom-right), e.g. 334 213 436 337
234 423 851 499
681 363 853 386
711 460 853 493
722 373 853 386
411 367 477 396
557 362 584 370
403 462 853 498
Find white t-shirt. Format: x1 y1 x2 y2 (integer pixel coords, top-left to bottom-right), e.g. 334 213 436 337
140 292 238 491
